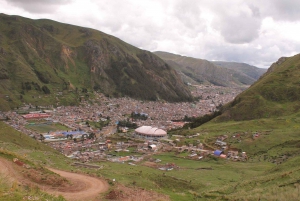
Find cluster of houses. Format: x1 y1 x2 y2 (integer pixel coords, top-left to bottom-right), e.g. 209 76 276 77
1 87 251 166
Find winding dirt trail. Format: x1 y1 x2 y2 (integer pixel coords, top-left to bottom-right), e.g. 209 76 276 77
47 168 109 201
0 158 109 201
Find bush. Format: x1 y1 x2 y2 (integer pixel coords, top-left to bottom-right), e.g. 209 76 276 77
183 110 222 129
42 86 51 94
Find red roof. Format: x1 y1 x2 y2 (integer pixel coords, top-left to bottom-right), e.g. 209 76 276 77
22 113 51 119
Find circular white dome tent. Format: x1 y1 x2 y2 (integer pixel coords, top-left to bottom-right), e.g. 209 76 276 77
134 126 167 139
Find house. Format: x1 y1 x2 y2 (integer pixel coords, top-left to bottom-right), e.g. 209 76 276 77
215 140 227 146
214 150 224 156
148 144 157 150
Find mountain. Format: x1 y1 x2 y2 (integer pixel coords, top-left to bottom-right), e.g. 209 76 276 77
154 51 260 87
217 54 300 121
211 61 267 80
0 14 192 111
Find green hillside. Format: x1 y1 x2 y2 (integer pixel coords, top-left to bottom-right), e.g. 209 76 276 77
167 54 300 200
217 55 300 121
0 121 72 201
154 51 259 86
0 14 192 111
171 113 300 200
212 61 267 80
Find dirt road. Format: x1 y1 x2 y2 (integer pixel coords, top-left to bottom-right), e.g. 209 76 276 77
47 168 109 201
0 158 109 201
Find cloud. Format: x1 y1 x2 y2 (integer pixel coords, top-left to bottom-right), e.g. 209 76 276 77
1 0 300 68
172 0 204 31
8 0 73 13
210 2 262 44
259 0 300 21
201 30 300 68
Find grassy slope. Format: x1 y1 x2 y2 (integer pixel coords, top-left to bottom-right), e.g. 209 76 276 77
0 121 73 200
154 51 256 86
0 14 87 110
159 54 300 200
0 14 192 111
218 54 300 121
170 112 300 200
99 112 300 200
212 61 267 80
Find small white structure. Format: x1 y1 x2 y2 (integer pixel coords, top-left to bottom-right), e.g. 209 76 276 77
148 144 157 150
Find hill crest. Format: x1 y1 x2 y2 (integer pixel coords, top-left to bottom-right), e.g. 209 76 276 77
154 51 265 87
216 54 300 121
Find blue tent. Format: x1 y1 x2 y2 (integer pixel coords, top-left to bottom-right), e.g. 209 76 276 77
214 150 223 156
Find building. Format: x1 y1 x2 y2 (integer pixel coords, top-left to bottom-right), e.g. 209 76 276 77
214 150 227 158
134 126 167 139
22 113 51 119
214 150 223 156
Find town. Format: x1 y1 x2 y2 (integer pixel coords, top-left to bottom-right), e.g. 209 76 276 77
2 85 248 168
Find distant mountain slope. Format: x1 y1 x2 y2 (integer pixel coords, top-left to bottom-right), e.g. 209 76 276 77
154 51 258 87
217 54 300 121
211 61 267 80
0 14 192 111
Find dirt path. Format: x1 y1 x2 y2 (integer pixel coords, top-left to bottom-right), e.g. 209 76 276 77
0 158 109 201
47 168 109 201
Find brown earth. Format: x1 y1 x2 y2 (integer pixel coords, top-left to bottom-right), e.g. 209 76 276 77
143 161 158 168
105 184 170 201
46 168 109 201
0 157 109 201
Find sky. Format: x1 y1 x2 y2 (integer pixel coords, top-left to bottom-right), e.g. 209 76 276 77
1 0 300 68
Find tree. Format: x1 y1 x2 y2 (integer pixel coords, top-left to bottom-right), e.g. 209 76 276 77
42 85 51 94
89 133 96 139
40 134 45 142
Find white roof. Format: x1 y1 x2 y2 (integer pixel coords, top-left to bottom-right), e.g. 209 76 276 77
149 144 157 148
135 126 167 136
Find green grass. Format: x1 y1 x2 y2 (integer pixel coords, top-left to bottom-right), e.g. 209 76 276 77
217 54 300 121
93 150 276 200
165 112 300 200
0 122 53 151
87 120 110 130
0 121 73 200
0 122 73 168
20 112 299 200
25 122 70 133
0 177 66 201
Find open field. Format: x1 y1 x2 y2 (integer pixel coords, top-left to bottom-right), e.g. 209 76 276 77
25 122 70 133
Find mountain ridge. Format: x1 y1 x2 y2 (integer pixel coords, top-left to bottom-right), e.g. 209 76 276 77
154 51 265 87
211 61 267 80
0 13 192 110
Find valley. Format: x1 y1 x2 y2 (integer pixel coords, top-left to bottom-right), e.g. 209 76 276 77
2 79 300 200
2 107 300 200
0 9 299 201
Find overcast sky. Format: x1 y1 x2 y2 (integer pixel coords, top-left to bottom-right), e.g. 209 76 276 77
1 0 300 68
